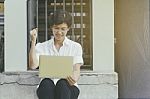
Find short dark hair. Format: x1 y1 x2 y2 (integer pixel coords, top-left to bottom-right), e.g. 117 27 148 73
49 10 72 28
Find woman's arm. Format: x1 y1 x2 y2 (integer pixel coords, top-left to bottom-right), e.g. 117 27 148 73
66 63 81 86
29 28 39 69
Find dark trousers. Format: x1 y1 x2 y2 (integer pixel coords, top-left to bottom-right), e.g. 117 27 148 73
36 78 80 99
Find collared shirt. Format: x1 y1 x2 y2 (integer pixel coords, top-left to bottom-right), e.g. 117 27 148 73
35 37 84 87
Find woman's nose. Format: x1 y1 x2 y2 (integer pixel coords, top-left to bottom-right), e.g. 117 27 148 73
55 30 62 35
57 30 62 33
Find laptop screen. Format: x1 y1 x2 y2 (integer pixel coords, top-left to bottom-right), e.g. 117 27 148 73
39 55 73 78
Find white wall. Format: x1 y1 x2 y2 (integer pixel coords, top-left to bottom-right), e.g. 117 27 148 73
4 0 27 71
93 0 114 73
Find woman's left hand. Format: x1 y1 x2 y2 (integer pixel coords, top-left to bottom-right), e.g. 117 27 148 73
66 63 81 86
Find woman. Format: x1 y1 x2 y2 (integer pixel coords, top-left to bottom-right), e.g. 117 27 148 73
29 10 83 99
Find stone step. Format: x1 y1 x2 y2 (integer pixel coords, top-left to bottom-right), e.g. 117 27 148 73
0 72 118 99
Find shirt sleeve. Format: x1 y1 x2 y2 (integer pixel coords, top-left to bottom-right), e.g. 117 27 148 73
73 44 84 65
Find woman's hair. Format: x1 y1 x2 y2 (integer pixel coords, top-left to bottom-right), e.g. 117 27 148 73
49 10 72 28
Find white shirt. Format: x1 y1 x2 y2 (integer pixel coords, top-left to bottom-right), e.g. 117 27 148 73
35 37 84 87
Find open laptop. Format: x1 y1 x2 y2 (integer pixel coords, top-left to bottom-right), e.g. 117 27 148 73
39 55 73 78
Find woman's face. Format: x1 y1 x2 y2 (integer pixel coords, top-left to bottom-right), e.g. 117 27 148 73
52 23 69 42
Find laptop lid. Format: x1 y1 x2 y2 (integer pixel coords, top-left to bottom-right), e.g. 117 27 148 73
39 55 73 78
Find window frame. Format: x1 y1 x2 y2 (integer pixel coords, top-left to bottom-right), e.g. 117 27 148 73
31 0 93 70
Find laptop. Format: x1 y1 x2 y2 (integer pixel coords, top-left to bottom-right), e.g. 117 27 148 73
39 55 73 78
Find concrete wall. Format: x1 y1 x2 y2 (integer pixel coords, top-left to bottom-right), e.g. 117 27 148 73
115 0 150 98
93 0 114 73
4 0 27 71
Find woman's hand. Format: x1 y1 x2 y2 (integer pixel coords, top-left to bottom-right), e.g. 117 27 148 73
30 28 38 43
66 64 81 86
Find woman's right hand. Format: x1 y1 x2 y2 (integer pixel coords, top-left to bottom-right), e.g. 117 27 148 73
30 28 38 43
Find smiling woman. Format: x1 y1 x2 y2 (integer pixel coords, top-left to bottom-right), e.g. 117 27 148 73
29 10 83 99
49 10 71 43
52 23 69 42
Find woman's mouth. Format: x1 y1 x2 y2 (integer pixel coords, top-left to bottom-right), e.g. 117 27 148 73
55 34 64 39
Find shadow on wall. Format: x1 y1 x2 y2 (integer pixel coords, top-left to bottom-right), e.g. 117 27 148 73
0 2 4 72
0 30 4 72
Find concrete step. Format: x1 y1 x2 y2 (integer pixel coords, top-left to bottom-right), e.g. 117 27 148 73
0 71 118 99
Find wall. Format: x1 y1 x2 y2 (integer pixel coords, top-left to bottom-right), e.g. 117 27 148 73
93 0 114 73
115 0 150 98
4 0 27 71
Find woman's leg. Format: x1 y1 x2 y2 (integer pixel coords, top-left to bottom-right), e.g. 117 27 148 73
55 79 80 99
36 78 55 99
70 86 80 99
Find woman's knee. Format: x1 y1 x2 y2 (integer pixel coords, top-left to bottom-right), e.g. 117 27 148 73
56 79 69 87
39 78 55 89
37 78 55 99
55 79 70 91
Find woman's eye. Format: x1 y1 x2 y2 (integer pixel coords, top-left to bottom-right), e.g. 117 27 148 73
61 28 66 31
54 27 59 30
